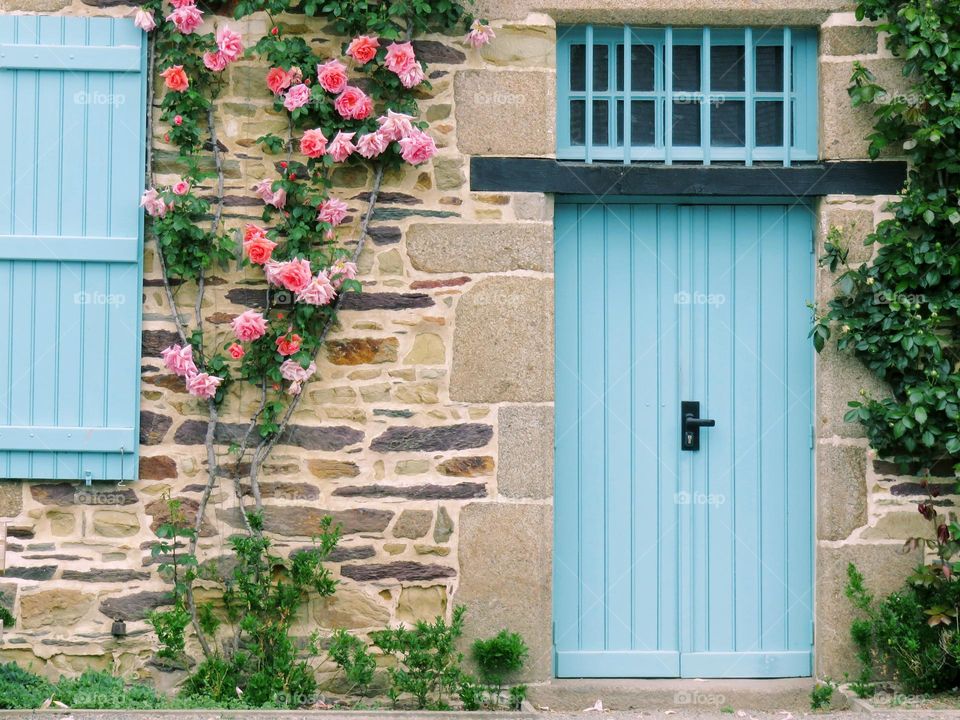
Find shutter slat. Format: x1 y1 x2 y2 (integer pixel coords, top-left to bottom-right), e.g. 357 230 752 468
0 426 135 453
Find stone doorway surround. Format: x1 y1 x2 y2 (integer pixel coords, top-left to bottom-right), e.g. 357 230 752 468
452 0 926 685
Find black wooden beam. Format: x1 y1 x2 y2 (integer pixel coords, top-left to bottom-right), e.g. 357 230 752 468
470 157 908 197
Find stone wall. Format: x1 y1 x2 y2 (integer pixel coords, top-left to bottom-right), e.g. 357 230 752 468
0 0 934 689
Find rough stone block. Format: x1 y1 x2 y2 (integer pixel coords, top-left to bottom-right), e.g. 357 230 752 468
0 482 22 518
397 585 448 624
455 502 552 681
816 343 891 439
407 222 553 273
816 443 867 540
480 24 555 67
455 71 555 156
816 543 920 678
498 404 554 499
20 589 94 630
313 587 389 629
821 25 879 56
451 277 554 402
861 511 935 540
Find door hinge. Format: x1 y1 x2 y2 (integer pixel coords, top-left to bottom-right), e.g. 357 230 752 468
810 424 815 449
811 231 816 254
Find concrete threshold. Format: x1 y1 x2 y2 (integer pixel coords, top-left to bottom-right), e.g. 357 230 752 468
525 677 823 713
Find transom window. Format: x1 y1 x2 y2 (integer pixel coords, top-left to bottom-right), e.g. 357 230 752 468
557 26 818 165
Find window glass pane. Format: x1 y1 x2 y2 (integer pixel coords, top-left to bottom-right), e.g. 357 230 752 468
593 44 609 92
570 44 586 91
618 43 657 91
632 100 656 145
755 100 783 146
593 99 609 145
755 45 783 92
570 99 585 146
672 45 701 91
672 100 701 146
711 100 745 146
711 45 745 92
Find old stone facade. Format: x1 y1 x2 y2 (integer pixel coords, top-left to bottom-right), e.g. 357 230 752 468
0 0 945 689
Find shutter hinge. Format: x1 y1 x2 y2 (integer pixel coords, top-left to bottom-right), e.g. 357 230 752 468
810 424 815 449
811 231 816 254
84 470 93 487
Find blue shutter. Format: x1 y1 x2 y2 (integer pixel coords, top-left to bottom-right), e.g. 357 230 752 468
0 16 146 481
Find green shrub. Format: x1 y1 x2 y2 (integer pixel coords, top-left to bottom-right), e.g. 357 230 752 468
847 562 960 693
809 679 835 711
53 671 164 709
328 628 376 699
471 629 529 708
0 662 53 709
370 605 468 709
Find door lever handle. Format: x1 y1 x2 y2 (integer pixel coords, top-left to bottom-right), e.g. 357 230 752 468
681 401 715 451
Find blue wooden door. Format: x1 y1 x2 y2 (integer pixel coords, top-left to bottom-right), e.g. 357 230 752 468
554 200 814 678
0 16 146 481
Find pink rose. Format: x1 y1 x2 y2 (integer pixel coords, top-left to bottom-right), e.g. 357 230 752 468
334 86 373 120
186 372 222 399
272 258 313 293
253 179 286 209
202 51 228 72
397 62 424 89
266 67 292 95
169 0 195 7
228 343 245 360
377 109 415 141
356 131 390 159
172 179 190 196
296 271 336 306
243 234 277 265
166 4 203 34
232 309 267 342
161 344 197 377
134 8 157 32
384 41 416 74
329 258 358 288
328 131 356 163
346 35 380 65
140 188 167 217
398 128 438 165
299 128 328 158
216 25 243 63
316 59 348 94
466 20 496 48
317 197 349 226
283 83 311 111
160 65 189 92
276 333 302 357
280 358 316 395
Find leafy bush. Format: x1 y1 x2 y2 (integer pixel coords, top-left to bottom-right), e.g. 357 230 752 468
370 605 469 709
847 562 960 693
471 630 528 708
809 679 836 710
328 628 376 699
0 663 54 709
53 671 165 709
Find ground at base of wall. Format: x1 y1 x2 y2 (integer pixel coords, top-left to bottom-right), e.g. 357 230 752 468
0 712 955 720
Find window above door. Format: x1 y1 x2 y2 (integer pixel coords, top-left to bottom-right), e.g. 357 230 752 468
557 26 819 166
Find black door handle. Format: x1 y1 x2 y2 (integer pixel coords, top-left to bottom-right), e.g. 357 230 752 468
681 401 715 451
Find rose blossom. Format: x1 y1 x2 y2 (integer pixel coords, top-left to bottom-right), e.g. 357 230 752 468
134 8 156 32
169 0 195 7
266 67 292 95
299 128 328 158
174 115 183 125
317 197 349 226
243 232 277 265
377 109 415 141
328 131 356 163
172 180 190 196
398 128 438 165
384 41 416 74
280 359 316 395
253 179 286 208
272 258 313 293
160 65 189 92
216 25 243 62
346 35 380 64
316 59 348 94
140 188 167 217
231 309 267 342
186 372 222 399
329 258 358 288
334 86 373 120
356 131 390 159
466 20 496 48
166 4 203 34
397 62 424 89
275 333 302 357
296 271 336 306
228 343 245 360
161 344 198 377
203 51 228 72
283 83 311 111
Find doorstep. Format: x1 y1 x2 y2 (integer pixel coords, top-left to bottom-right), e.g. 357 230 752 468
524 677 824 712
0 712 539 720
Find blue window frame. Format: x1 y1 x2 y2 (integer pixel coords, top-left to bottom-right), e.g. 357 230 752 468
557 26 819 166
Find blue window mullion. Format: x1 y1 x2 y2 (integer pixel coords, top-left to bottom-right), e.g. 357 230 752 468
745 27 755 166
586 25 594 164
783 27 792 167
702 27 711 166
665 26 673 165
623 25 631 164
